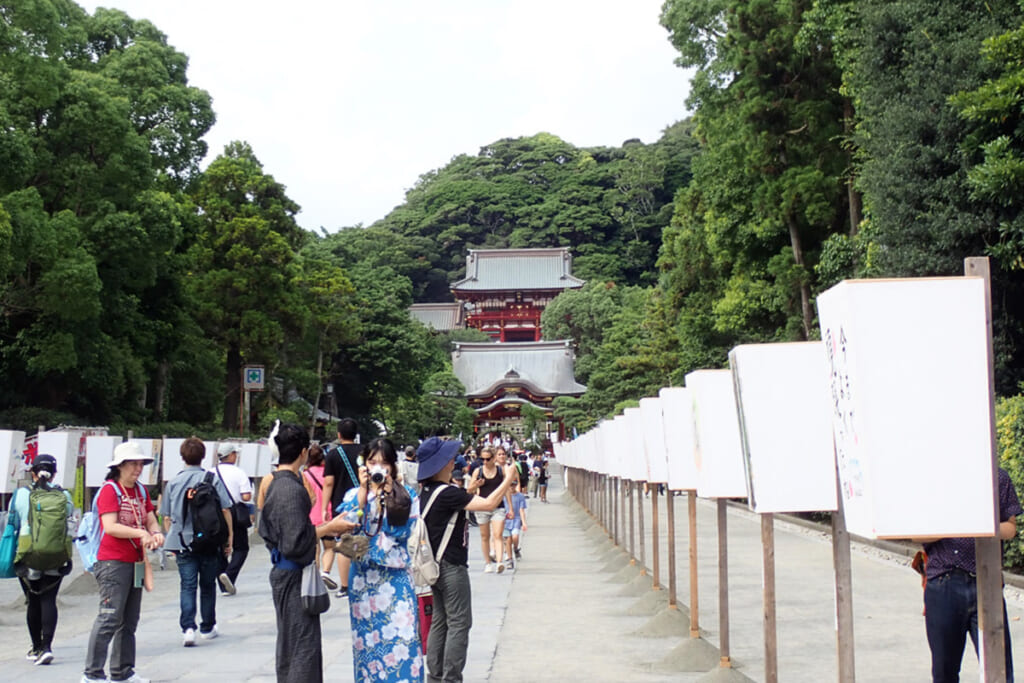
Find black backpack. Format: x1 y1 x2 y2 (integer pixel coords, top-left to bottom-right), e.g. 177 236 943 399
180 471 227 554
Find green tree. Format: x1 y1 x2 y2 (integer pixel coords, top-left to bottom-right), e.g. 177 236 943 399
546 284 668 428
370 129 695 297
0 2 213 421
322 260 440 423
541 280 633 385
386 370 468 445
189 141 308 429
848 0 1021 277
651 0 849 394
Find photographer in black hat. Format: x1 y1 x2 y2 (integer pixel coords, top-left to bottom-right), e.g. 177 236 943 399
416 436 516 682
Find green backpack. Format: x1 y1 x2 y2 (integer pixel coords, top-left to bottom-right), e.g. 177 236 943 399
16 486 72 570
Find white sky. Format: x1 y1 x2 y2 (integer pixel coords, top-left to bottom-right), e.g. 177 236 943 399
78 1 692 232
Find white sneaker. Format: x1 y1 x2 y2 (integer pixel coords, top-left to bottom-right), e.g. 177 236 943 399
496 562 505 574
120 675 150 683
200 626 219 640
80 676 108 683
483 563 494 573
218 573 236 595
35 650 53 665
183 628 196 647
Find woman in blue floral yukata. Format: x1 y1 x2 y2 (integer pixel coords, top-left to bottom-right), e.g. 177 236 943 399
339 437 422 682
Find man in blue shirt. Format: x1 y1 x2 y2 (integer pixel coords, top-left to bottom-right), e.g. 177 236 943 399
920 467 1021 682
161 438 233 647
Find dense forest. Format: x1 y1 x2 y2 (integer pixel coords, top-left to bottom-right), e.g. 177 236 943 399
6 0 1024 458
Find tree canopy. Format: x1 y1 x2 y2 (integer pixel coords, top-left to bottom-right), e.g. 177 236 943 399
8 0 1024 446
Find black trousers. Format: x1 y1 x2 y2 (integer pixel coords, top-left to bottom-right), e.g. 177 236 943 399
220 522 250 586
20 574 63 651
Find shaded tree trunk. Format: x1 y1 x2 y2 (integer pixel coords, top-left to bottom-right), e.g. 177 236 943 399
310 334 324 439
786 214 814 340
224 344 242 431
151 360 169 419
845 98 863 235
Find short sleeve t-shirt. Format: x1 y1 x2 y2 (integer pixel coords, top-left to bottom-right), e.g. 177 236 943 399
420 481 475 567
215 462 253 503
324 443 361 510
510 492 528 519
96 482 154 563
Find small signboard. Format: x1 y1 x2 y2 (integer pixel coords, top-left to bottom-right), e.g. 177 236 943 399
0 430 26 494
243 365 265 392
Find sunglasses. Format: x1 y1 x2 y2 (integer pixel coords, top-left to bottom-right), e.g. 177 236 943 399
481 457 492 461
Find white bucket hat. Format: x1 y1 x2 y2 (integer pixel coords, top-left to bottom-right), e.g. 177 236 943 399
110 441 154 468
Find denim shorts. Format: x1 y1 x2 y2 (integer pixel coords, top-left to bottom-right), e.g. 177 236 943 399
476 508 504 526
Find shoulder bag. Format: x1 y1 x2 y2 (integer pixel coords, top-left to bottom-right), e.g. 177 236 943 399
216 466 252 529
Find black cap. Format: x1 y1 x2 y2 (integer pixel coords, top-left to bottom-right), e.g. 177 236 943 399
32 454 58 473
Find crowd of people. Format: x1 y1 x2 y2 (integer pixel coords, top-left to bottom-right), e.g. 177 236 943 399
8 420 1022 682
3 420 544 683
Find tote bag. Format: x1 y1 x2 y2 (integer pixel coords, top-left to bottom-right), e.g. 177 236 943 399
0 510 18 578
300 562 330 616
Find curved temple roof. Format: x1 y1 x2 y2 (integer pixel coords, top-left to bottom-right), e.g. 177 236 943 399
452 247 585 293
452 340 587 398
409 302 464 331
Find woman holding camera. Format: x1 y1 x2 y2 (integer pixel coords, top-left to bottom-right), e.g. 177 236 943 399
337 438 422 682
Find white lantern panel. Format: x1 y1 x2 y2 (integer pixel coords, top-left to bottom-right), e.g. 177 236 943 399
639 397 670 483
686 369 747 498
817 277 994 539
729 342 837 513
659 388 698 491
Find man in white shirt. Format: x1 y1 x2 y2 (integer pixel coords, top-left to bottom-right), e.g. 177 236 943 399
213 443 254 595
398 445 420 494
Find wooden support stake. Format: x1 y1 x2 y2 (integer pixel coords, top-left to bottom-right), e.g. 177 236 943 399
967 255 1007 683
611 478 617 546
621 478 628 556
762 513 778 683
606 476 611 538
629 480 636 565
652 484 661 590
689 491 700 637
717 498 731 667
638 481 647 575
667 489 678 608
833 467 856 683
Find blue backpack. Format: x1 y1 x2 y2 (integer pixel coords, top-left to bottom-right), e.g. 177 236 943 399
74 482 149 572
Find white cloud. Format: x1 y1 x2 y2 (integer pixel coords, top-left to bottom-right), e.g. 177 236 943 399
78 0 691 231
